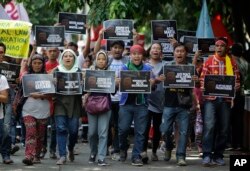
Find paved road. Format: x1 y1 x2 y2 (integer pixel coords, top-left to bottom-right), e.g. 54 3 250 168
0 141 237 171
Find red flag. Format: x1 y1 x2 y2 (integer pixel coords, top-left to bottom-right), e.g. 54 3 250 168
211 14 234 46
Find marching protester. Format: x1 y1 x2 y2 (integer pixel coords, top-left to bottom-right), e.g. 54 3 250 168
94 29 130 160
118 44 155 166
158 43 197 166
141 42 165 162
53 49 82 165
85 50 112 166
21 54 51 165
200 37 240 166
0 60 10 164
0 42 16 164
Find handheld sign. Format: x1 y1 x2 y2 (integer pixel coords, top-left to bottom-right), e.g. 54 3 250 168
163 65 195 88
84 70 116 93
204 75 236 98
22 74 55 97
55 72 82 95
58 12 87 34
0 20 32 58
103 19 133 40
0 63 20 84
151 20 177 41
35 26 65 47
120 71 151 93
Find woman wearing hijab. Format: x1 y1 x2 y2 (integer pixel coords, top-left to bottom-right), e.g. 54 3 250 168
53 49 82 165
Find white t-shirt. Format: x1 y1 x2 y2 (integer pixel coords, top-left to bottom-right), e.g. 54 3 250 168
0 75 9 119
109 58 127 101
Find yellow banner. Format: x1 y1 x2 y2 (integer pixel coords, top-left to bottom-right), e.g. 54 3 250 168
0 19 32 58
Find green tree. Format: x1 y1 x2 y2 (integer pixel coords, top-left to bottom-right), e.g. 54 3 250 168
2 0 250 53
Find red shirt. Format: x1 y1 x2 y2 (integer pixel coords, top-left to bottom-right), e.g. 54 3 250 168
200 54 240 101
45 60 59 73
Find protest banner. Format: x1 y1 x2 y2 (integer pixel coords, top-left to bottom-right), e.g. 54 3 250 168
55 72 82 95
183 36 198 55
204 75 236 98
163 65 195 88
120 71 151 93
151 20 177 41
22 74 55 97
84 70 115 93
198 38 215 55
177 29 196 42
35 26 65 47
0 19 32 58
0 62 20 84
103 19 133 40
58 12 87 34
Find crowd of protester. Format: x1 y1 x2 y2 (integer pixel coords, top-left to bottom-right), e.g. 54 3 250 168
0 22 249 168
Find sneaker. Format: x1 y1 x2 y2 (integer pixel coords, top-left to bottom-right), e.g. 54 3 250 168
164 150 172 161
11 145 20 155
151 153 159 161
177 158 187 166
212 158 225 166
88 154 96 164
131 158 143 166
141 151 148 164
56 157 66 165
119 151 127 162
98 159 109 166
68 150 74 162
112 153 120 161
3 158 14 164
22 158 33 165
202 156 212 167
50 152 57 159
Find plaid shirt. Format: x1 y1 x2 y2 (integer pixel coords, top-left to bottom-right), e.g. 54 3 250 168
200 55 240 101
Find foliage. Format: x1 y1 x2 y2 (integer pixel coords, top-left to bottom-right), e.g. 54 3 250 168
2 0 250 49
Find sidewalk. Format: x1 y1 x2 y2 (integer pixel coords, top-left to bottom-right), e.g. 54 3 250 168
0 141 238 171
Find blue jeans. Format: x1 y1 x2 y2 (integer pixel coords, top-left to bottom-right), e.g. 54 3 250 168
160 107 190 159
87 110 111 160
202 99 231 159
1 88 15 160
55 115 79 157
119 104 148 160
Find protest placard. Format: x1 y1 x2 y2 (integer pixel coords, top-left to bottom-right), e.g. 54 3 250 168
22 74 55 97
0 63 20 84
103 19 133 40
204 75 236 98
55 72 82 95
84 70 115 93
151 20 177 41
35 26 65 47
163 65 195 88
0 20 32 58
59 12 86 34
177 29 196 42
198 38 215 55
183 36 198 55
120 71 151 93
